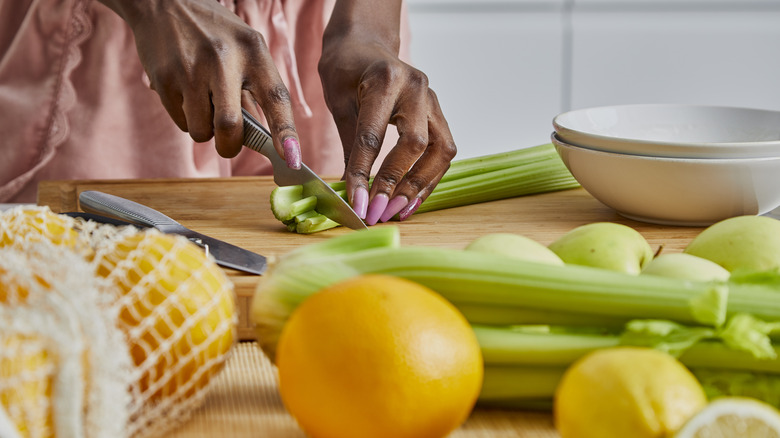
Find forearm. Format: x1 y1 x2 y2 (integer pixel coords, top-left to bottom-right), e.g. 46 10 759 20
325 0 403 53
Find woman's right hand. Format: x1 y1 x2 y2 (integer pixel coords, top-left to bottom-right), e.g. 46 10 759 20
96 0 302 168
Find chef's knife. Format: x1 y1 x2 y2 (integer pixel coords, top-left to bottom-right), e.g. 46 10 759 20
78 190 267 275
241 108 367 230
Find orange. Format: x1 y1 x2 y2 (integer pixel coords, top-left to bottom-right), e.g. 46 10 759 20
276 274 484 438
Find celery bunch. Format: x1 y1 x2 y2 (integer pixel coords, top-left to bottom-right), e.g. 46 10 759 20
251 227 780 409
270 143 579 233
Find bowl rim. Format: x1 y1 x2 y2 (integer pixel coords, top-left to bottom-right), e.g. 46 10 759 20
550 132 780 163
553 103 780 152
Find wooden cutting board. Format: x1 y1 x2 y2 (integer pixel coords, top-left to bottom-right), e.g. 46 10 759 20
38 176 706 340
37 176 707 438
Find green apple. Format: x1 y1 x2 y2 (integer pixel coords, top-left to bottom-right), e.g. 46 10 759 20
548 222 654 274
641 252 730 282
465 233 564 266
684 215 780 272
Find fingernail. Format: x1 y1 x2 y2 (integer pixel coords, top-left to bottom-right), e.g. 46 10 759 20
283 137 301 169
398 197 422 222
352 187 369 219
365 193 389 226
379 195 409 223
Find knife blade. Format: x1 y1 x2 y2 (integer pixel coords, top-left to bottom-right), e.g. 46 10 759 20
241 108 367 230
78 190 267 275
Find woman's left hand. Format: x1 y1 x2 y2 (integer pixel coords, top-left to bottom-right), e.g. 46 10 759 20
319 2 457 225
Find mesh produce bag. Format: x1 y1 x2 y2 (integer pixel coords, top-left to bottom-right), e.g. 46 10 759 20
92 228 237 437
0 206 237 437
0 243 132 438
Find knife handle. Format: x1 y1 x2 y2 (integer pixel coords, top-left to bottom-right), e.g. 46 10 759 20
241 108 273 157
79 191 181 229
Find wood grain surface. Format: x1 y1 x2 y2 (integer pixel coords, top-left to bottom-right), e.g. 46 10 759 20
38 176 706 340
37 177 707 438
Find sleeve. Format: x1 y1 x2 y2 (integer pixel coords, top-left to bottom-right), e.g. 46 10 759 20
0 0 92 202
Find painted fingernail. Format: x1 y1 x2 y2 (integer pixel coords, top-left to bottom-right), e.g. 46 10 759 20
283 137 301 169
352 187 369 219
365 193 389 226
380 195 409 223
398 197 422 222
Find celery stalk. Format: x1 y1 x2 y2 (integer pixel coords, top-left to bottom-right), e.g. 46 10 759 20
479 365 566 404
268 143 580 233
252 227 780 360
250 226 780 409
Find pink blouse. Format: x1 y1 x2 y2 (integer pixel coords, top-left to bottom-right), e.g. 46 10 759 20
0 0 409 203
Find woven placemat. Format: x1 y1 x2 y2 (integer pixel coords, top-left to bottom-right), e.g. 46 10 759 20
167 342 559 438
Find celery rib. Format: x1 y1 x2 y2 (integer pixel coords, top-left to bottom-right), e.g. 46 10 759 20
269 143 579 233
251 227 780 410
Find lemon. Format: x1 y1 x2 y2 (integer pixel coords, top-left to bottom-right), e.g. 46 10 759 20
554 347 708 438
675 397 780 438
0 333 54 438
0 206 80 250
276 274 484 438
95 230 236 401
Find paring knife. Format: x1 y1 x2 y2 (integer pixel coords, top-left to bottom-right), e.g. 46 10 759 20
78 190 267 275
241 108 367 230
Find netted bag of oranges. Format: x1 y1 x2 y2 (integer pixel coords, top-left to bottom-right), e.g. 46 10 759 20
0 242 132 438
0 206 237 437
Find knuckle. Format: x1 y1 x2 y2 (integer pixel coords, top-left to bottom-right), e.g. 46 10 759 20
375 174 399 188
356 131 382 153
365 60 400 84
238 29 268 53
213 111 241 134
406 69 429 89
404 174 427 193
266 84 292 105
441 140 458 161
347 168 371 182
403 133 429 156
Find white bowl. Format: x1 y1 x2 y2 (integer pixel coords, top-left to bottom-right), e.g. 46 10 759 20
552 133 780 226
553 104 780 159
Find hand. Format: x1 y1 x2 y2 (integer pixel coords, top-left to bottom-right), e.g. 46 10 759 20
319 1 457 225
97 0 301 168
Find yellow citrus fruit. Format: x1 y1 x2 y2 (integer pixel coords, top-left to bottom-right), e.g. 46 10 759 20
276 274 484 438
0 207 80 250
95 230 236 401
554 347 708 438
675 397 780 438
0 333 55 438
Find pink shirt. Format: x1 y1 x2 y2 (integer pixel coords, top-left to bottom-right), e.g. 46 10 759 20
0 0 408 203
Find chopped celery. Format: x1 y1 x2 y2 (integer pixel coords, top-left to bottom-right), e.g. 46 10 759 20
269 143 580 233
269 185 317 222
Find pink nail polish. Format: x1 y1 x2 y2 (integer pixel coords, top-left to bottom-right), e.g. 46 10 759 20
379 196 409 223
283 137 301 169
398 197 422 221
365 193 389 226
352 187 369 219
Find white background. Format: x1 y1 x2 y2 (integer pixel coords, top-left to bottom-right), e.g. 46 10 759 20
407 0 780 159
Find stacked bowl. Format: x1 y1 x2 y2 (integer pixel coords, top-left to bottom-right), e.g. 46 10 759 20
551 104 780 226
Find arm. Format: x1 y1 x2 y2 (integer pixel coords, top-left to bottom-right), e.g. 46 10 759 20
319 0 457 225
96 0 301 168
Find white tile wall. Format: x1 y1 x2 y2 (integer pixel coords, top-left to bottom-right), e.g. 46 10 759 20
407 0 780 159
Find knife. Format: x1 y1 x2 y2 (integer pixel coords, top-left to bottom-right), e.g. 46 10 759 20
78 190 267 275
241 108 367 230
